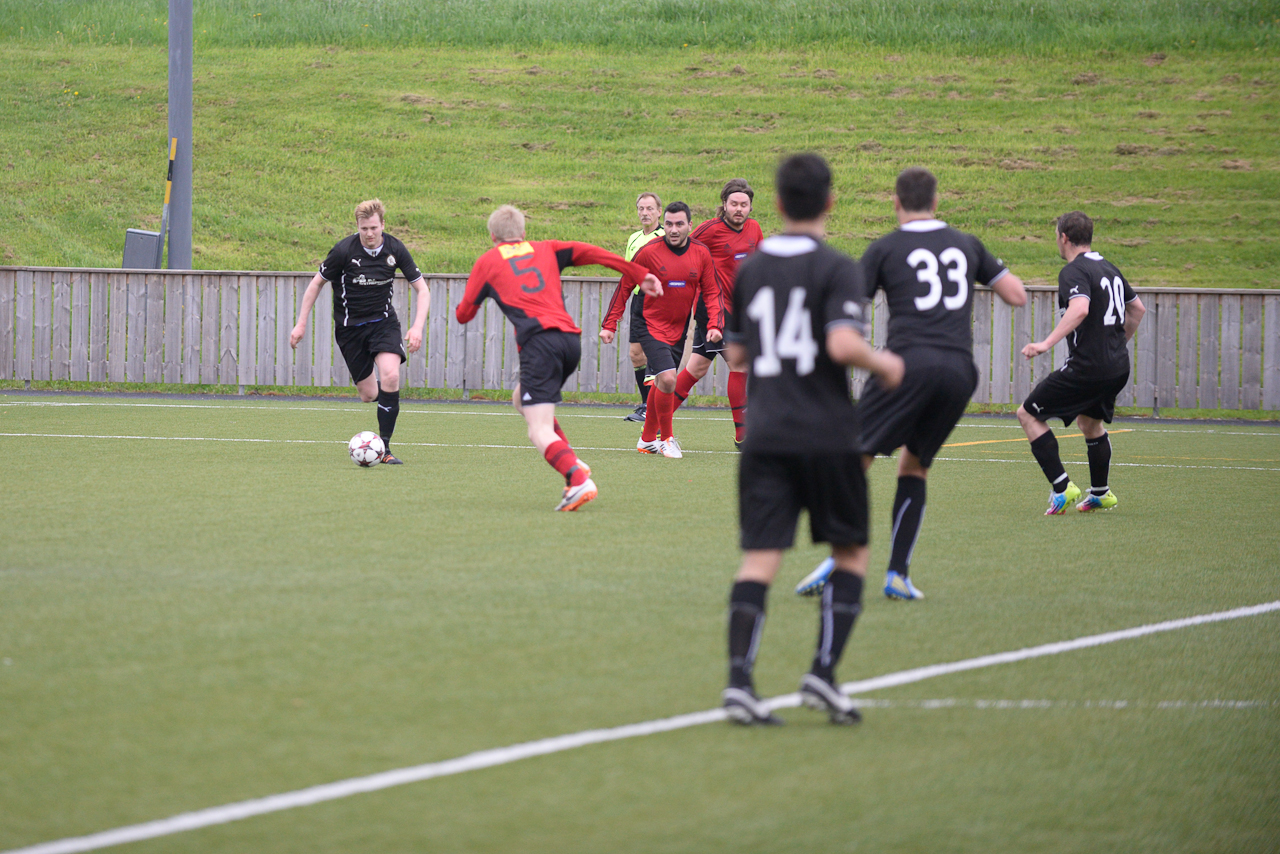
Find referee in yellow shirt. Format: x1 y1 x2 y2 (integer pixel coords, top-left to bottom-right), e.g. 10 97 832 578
622 192 666 422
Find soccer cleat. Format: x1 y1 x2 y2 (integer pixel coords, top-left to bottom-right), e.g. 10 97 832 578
623 404 647 423
555 477 598 512
1077 489 1118 512
660 437 683 459
884 570 924 601
565 460 591 484
380 452 403 465
637 437 663 454
722 686 784 726
799 674 862 725
1044 481 1082 515
795 557 834 597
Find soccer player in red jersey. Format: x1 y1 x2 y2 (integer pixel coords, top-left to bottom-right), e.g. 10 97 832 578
600 202 723 459
459 205 661 510
684 179 764 446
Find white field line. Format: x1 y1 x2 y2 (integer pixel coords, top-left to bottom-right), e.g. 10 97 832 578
1 433 1277 471
5 600 1278 854
2 401 1278 436
849 698 1277 710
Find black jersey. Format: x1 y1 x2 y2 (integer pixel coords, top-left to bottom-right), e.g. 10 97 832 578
727 234 868 453
319 233 422 327
860 220 1008 356
1058 251 1136 378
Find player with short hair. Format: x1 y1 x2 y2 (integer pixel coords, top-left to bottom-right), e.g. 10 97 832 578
720 153 904 726
459 205 661 511
669 179 763 447
600 202 723 459
796 166 1027 602
290 199 429 464
1017 210 1145 514
621 192 666 423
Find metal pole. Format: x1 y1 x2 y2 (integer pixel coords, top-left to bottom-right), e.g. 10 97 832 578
167 0 193 270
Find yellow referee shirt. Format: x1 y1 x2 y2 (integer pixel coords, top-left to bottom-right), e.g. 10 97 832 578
625 227 664 262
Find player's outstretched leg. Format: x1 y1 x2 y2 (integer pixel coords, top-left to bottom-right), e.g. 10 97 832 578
800 569 863 725
884 475 926 600
723 580 782 725
1078 429 1118 511
1027 429 1080 514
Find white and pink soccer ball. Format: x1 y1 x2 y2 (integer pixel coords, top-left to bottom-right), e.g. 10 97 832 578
348 431 386 467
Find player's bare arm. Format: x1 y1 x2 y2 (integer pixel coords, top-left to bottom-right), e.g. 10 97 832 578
826 326 905 389
405 277 429 354
1124 296 1146 342
1021 296 1089 359
992 271 1028 307
289 273 328 349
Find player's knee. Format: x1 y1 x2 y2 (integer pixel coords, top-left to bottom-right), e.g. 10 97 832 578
655 372 676 393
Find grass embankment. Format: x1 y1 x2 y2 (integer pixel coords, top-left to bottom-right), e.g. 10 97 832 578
0 38 1275 285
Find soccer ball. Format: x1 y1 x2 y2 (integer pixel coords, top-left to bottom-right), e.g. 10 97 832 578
348 431 386 467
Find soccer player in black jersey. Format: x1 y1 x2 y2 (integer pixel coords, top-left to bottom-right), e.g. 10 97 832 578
1018 211 1145 514
720 153 904 726
796 167 1027 602
290 199 429 464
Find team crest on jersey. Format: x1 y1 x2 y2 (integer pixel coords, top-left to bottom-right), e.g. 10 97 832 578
387 255 395 267
842 301 863 318
498 241 535 260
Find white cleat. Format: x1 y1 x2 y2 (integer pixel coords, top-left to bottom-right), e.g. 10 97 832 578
555 477 598 511
660 437 683 459
637 437 663 455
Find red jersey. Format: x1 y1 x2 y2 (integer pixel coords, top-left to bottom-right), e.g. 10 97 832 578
459 240 649 346
602 237 723 345
691 216 763 304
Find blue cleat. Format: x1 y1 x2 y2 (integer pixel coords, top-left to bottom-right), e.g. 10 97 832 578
1077 489 1118 512
795 557 834 596
1045 481 1082 515
884 570 924 601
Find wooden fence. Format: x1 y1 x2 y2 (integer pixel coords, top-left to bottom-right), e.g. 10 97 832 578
1 266 1277 410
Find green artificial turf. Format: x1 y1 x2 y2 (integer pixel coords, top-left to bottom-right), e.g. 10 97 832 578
1 394 1277 852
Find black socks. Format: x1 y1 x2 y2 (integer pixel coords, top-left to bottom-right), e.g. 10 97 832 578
728 581 768 689
376 387 400 449
811 570 863 684
1086 432 1111 494
888 476 927 577
635 366 650 404
1030 430 1069 492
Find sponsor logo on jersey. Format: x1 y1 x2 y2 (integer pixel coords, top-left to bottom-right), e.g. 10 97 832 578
497 241 535 260
667 280 687 288
734 252 748 261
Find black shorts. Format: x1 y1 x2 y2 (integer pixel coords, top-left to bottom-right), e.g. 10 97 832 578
858 351 978 468
738 451 869 551
631 308 684 376
334 317 406 383
627 295 645 346
691 301 730 360
1022 368 1129 426
517 330 581 405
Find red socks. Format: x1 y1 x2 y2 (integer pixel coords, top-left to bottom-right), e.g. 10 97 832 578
544 439 587 486
728 370 747 443
673 368 698 410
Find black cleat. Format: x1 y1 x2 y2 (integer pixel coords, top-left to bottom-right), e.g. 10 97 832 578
722 686 784 726
380 452 403 465
799 674 861 725
624 404 647 423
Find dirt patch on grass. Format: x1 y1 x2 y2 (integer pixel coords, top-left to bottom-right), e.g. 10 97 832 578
999 159 1046 170
1198 110 1232 117
1072 71 1101 85
1143 53 1166 66
1222 160 1253 171
1137 110 1161 118
857 140 883 152
1114 238 1150 247
1115 143 1153 155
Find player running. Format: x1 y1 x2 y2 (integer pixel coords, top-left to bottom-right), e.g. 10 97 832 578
621 192 666 424
600 202 723 459
721 153 903 726
1017 210 1145 514
672 179 763 447
458 205 661 511
795 167 1027 602
290 199 429 465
